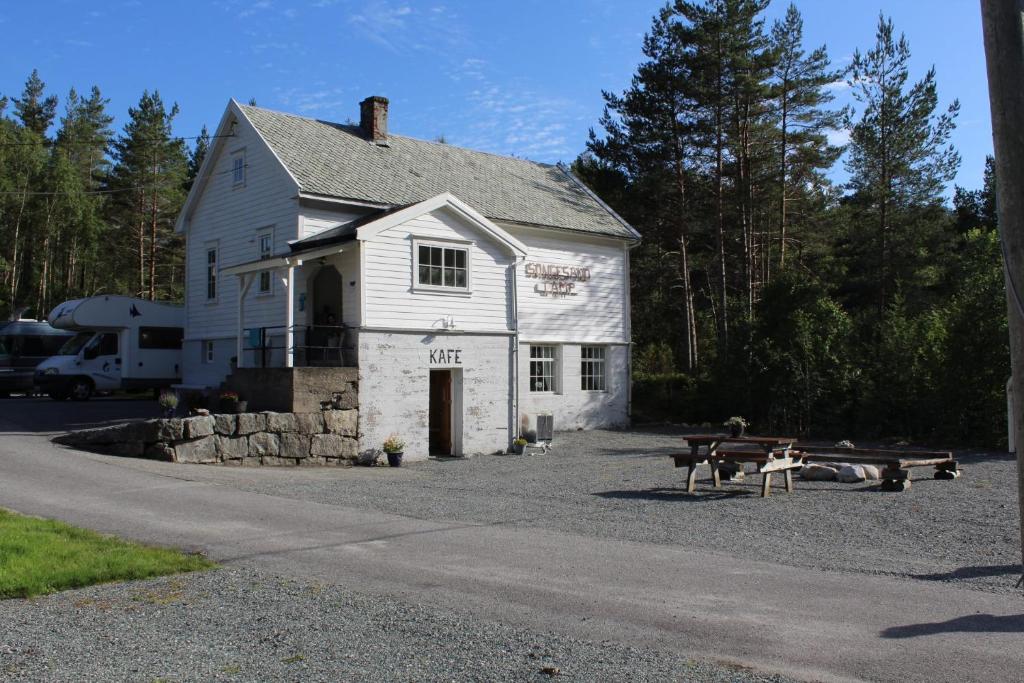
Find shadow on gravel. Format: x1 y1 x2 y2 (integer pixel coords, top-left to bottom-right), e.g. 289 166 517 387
909 564 1022 582
881 613 1024 638
593 487 755 501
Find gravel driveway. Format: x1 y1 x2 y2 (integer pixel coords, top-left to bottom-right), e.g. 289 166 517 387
1 567 791 683
198 427 1021 595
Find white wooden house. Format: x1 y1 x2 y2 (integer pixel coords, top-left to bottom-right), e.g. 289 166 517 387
175 97 640 460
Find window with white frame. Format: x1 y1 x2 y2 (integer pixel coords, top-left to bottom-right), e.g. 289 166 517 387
231 150 245 185
416 243 468 290
529 345 557 393
257 230 273 293
581 345 607 391
206 246 218 300
202 340 215 364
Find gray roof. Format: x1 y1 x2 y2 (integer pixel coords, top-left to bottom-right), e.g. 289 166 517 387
239 104 637 240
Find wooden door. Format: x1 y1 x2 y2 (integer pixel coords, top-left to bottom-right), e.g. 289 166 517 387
429 370 452 455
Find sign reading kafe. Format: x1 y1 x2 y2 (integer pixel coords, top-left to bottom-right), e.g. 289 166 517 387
524 262 591 298
429 348 462 365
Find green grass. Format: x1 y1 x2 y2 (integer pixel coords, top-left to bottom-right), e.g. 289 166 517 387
0 509 215 599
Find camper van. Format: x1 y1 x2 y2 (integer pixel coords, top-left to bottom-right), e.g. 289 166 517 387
0 319 74 397
35 296 184 400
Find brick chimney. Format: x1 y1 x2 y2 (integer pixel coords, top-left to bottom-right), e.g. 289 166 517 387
359 96 389 143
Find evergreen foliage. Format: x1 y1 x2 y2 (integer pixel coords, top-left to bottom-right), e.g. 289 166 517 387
583 1 1009 446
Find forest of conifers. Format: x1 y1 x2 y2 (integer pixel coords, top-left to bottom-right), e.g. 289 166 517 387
0 0 1010 446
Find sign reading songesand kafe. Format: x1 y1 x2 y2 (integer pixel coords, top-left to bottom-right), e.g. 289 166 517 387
524 262 592 297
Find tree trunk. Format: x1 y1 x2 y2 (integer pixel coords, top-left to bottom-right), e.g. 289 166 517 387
981 0 1024 590
779 79 789 270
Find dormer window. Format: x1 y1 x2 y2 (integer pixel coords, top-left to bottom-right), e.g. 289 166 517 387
231 150 245 186
414 240 470 292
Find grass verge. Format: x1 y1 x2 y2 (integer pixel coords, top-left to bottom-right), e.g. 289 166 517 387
0 509 215 599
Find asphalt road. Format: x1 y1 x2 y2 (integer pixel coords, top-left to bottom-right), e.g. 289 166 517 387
1 399 1022 682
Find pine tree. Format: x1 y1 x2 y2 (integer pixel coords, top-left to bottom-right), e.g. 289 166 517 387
769 3 845 271
13 69 57 138
108 91 188 300
844 14 960 314
186 125 210 189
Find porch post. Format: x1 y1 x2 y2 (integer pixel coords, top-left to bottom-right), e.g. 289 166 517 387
236 273 253 369
284 265 295 368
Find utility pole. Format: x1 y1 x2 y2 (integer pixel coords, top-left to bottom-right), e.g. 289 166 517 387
981 0 1024 587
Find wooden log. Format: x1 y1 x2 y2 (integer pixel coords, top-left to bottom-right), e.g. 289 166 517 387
711 460 722 488
761 472 773 497
784 468 794 493
687 463 699 493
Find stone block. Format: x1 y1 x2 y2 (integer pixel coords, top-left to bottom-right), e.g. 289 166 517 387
800 464 838 481
236 412 266 435
310 433 347 457
323 409 358 436
265 412 299 433
144 442 176 462
215 435 248 460
837 465 867 483
300 456 328 467
260 456 293 466
248 432 279 457
183 416 215 439
295 412 325 434
240 456 262 467
279 433 311 459
174 437 218 464
155 418 184 442
214 414 238 436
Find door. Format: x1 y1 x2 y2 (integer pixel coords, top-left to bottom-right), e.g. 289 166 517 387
429 369 452 456
82 332 121 390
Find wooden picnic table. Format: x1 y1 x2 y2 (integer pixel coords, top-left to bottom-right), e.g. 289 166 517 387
672 434 804 497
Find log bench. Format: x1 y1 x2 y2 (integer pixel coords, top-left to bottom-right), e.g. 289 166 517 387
798 447 958 491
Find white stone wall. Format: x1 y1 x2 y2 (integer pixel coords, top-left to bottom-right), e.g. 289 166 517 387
358 331 513 461
517 342 629 432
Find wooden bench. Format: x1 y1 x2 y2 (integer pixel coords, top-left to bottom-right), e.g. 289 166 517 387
671 448 804 497
798 447 958 491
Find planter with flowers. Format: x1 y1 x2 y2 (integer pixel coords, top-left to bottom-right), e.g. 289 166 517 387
219 391 247 414
383 434 405 467
723 416 748 438
511 437 528 455
158 390 178 418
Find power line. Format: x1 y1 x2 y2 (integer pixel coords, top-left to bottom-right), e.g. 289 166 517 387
0 133 235 148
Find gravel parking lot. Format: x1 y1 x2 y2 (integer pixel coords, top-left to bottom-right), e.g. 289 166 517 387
1 567 791 683
204 427 1021 595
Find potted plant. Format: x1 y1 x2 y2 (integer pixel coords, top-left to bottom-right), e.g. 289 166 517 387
724 416 748 438
383 434 405 467
157 390 178 418
219 390 241 414
511 437 528 455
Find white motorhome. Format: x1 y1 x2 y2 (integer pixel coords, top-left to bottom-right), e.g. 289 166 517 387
35 296 184 400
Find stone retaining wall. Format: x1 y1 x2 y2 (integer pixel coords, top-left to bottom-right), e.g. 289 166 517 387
54 410 359 466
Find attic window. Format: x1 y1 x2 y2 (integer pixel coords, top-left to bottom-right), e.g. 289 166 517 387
231 150 245 186
415 242 468 291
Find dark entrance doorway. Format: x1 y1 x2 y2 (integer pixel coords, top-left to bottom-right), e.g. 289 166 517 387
429 369 452 456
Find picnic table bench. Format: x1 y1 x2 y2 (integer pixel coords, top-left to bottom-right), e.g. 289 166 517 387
798 447 958 491
671 435 804 497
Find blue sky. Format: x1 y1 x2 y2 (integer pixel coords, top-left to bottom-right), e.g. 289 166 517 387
1 0 992 194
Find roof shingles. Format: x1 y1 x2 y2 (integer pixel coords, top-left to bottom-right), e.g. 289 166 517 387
239 104 636 240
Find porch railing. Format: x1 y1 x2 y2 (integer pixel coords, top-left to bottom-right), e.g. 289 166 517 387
240 325 355 368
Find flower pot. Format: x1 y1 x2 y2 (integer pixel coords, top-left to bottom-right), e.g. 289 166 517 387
729 425 745 438
386 451 403 467
236 400 248 414
512 443 526 455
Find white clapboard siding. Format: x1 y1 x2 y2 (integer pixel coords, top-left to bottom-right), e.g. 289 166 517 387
185 113 299 347
504 224 628 344
362 208 515 332
300 205 373 239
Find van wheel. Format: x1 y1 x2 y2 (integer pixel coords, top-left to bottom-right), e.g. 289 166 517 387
69 378 93 401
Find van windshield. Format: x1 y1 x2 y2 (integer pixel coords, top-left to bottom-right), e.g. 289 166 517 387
59 332 94 356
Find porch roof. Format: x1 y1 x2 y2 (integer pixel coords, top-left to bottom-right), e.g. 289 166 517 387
221 238 355 277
